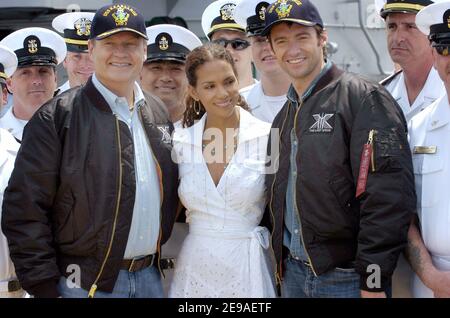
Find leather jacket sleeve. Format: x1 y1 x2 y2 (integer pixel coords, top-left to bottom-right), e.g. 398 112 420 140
1 106 62 297
350 88 416 292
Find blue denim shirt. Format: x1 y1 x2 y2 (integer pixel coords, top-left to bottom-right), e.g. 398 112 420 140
283 60 332 261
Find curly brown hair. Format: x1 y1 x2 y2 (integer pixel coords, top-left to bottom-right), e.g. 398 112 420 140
182 42 249 128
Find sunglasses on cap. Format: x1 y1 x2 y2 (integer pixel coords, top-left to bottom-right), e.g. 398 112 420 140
432 42 450 56
212 38 250 51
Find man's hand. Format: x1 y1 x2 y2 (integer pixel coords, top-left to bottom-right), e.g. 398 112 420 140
424 268 450 298
360 290 386 298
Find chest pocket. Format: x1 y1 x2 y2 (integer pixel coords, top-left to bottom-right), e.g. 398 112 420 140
413 153 444 208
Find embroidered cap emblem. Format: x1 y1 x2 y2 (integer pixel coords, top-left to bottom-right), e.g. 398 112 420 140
74 18 92 36
220 3 236 21
259 4 268 21
28 39 38 54
269 0 302 18
159 36 169 50
112 5 130 26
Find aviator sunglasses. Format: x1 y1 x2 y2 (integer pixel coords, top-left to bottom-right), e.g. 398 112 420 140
212 38 251 51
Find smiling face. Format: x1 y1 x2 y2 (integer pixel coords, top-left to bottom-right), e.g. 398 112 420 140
386 13 432 68
140 60 187 110
269 22 326 88
7 65 57 117
88 32 146 93
188 59 240 120
250 35 280 76
63 51 94 87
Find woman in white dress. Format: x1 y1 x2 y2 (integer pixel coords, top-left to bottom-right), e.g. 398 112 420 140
168 43 276 298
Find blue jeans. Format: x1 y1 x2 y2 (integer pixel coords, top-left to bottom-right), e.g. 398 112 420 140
282 255 361 298
57 265 164 298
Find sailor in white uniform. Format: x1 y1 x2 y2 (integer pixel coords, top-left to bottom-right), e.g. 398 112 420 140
0 44 23 298
408 0 450 298
52 11 95 93
234 0 290 123
202 0 258 99
376 0 445 123
0 27 66 142
140 24 202 129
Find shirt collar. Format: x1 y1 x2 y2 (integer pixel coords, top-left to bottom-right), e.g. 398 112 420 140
287 59 332 105
91 73 145 111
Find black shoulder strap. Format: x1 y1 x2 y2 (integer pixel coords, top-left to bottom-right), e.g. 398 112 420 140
379 69 403 86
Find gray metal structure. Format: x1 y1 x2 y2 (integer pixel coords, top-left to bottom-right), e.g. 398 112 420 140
0 0 395 81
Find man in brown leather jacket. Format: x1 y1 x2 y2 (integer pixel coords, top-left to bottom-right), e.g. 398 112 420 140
1 4 178 298
263 0 415 298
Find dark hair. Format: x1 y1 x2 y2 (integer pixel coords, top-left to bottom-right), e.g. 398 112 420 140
182 42 249 128
268 22 327 58
146 16 188 29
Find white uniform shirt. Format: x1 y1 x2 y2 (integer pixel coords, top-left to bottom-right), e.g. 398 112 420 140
409 94 450 297
0 128 20 284
385 67 445 123
0 106 27 142
239 80 258 101
57 80 71 94
245 82 287 123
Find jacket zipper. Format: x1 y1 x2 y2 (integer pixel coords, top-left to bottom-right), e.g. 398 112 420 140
292 100 318 277
368 129 376 172
88 117 123 298
152 151 164 278
269 102 290 287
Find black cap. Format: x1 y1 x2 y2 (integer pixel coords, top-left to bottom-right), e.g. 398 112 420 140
234 0 272 36
262 0 324 36
429 8 450 44
379 0 434 19
145 24 202 63
90 4 148 40
0 27 66 68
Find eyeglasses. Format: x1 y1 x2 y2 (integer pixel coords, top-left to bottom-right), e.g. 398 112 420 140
212 38 251 51
432 43 450 56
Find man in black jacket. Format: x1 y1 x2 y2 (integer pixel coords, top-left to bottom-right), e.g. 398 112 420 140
262 0 415 298
1 4 178 298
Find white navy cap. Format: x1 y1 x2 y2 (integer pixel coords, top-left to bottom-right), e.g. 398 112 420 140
0 27 66 68
417 1 450 40
52 11 95 52
234 0 274 36
201 0 246 39
374 0 440 19
145 24 202 63
0 44 17 85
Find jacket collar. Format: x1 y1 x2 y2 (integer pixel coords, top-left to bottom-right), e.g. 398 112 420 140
427 94 450 131
174 107 270 147
287 62 344 104
82 76 113 113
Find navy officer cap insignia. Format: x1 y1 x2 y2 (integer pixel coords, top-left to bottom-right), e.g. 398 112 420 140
202 0 246 39
0 27 66 68
375 0 436 19
417 1 450 45
262 0 324 36
0 44 18 85
52 12 95 53
235 0 275 36
145 24 202 63
90 4 148 40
